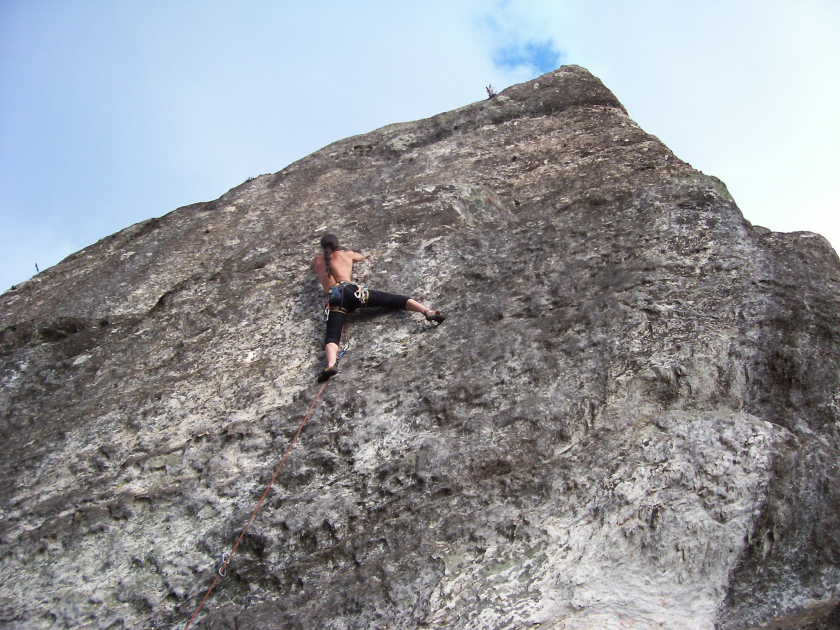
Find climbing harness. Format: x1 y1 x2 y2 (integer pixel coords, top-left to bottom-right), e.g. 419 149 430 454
322 282 344 322
323 282 368 322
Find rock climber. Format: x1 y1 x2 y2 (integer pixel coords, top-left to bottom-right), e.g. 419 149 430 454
312 233 446 382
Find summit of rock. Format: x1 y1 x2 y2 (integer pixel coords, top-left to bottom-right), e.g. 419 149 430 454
1 66 839 629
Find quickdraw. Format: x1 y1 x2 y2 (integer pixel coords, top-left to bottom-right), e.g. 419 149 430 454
337 319 351 359
354 285 369 305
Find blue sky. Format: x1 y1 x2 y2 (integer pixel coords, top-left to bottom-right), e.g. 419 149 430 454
2 1 839 291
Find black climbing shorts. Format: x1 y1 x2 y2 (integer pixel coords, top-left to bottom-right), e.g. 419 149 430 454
324 282 409 345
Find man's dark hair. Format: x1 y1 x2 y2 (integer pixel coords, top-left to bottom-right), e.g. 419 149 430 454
321 234 340 279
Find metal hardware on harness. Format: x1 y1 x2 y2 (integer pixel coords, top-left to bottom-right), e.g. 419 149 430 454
323 283 366 319
323 282 354 321
323 305 351 321
354 285 369 305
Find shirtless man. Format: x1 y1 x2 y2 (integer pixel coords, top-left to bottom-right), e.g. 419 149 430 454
312 233 445 382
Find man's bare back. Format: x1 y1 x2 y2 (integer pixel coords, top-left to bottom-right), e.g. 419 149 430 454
312 249 365 290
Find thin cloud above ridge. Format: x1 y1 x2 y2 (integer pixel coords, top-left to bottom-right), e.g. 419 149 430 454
477 2 567 81
493 39 565 76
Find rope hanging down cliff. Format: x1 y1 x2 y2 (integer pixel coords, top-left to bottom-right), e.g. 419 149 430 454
184 232 446 626
183 377 331 630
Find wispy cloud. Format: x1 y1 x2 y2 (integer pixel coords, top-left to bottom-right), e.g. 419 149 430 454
478 2 565 79
493 39 564 75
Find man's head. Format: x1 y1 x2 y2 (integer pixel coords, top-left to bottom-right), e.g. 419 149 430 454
321 233 339 252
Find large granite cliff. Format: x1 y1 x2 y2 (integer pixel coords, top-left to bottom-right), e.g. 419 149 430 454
1 66 839 630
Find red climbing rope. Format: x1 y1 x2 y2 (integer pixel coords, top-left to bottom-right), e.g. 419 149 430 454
183 379 330 629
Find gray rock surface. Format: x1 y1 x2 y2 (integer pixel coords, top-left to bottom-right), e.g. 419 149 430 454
1 65 839 629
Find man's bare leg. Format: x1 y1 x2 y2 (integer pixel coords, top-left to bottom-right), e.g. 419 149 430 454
406 299 433 315
318 342 341 382
406 299 446 322
325 342 339 368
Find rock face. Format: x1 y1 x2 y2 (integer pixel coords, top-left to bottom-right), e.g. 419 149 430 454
2 66 839 630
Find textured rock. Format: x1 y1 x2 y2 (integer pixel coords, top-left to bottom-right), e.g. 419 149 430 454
1 66 839 629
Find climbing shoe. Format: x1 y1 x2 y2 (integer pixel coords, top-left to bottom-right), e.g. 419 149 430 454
424 310 447 323
317 364 338 382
